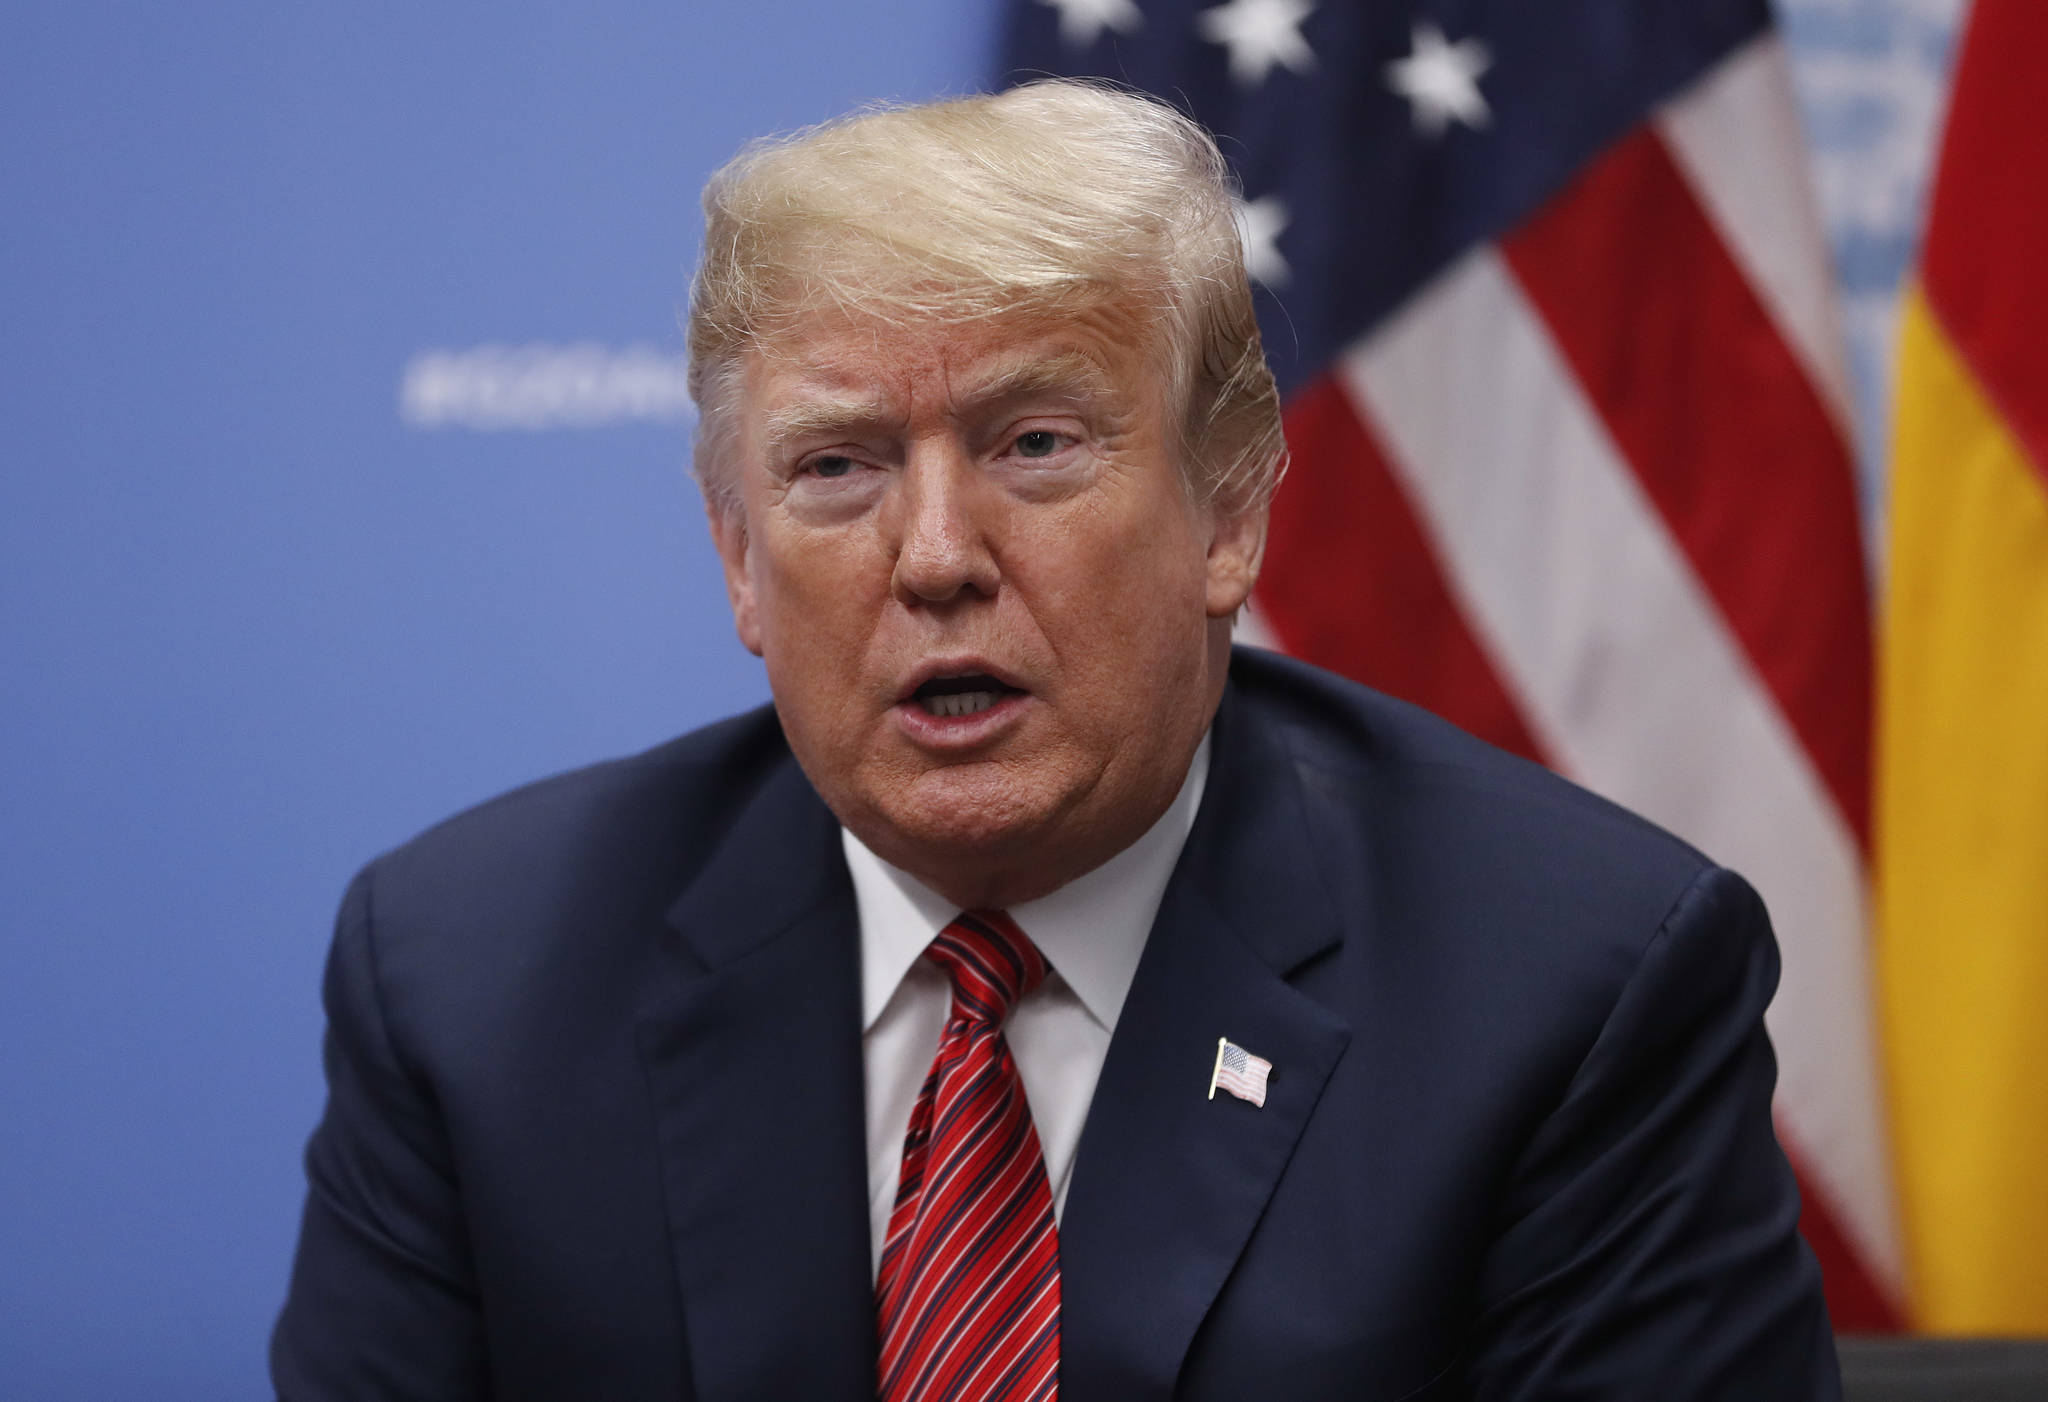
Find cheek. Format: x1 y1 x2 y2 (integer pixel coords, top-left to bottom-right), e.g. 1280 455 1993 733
1102 486 1212 599
751 535 878 688
753 521 897 712
756 517 878 614
1034 503 1212 672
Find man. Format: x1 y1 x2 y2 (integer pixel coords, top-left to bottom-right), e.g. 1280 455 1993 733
273 82 1840 1399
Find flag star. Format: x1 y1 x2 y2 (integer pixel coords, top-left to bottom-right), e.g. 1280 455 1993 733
1384 21 1492 137
1234 194 1290 287
1037 0 1143 47
1197 0 1317 88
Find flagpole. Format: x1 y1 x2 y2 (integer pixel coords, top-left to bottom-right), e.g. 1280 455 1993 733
1208 1037 1227 1100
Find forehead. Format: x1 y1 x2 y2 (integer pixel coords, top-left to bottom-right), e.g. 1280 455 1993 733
741 305 1166 439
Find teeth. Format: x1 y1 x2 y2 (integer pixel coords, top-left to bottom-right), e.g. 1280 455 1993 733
924 690 999 719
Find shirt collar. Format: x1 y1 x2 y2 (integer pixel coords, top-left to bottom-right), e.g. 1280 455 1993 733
844 732 1212 1034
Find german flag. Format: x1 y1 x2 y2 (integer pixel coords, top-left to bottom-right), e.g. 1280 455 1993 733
1879 0 2048 1333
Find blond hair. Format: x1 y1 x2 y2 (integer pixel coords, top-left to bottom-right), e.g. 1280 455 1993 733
685 80 1285 518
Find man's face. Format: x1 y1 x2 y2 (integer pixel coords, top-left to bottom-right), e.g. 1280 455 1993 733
711 305 1265 908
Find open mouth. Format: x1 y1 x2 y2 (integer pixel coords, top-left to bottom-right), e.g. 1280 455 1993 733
910 673 1025 719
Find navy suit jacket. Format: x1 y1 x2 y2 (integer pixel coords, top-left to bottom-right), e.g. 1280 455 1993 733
273 648 1840 1399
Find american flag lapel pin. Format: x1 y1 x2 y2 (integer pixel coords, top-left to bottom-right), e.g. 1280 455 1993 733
1208 1036 1273 1108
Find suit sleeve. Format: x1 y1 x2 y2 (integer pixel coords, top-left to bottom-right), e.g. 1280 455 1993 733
271 864 491 1400
1463 865 1843 1401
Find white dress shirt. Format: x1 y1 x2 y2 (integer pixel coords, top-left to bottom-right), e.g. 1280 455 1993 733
841 735 1211 1275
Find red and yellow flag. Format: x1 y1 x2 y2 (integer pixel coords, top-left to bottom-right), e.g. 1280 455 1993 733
1879 0 2048 1334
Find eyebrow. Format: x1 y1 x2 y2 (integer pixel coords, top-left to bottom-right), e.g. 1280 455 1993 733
957 349 1119 409
759 396 895 460
758 348 1121 460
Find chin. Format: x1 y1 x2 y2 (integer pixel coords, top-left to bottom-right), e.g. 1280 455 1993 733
855 764 1065 879
899 770 1051 851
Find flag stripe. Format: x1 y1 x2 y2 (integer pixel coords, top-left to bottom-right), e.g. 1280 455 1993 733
1918 1 2048 481
1499 125 1875 849
1793 1173 1908 1337
1655 36 1857 440
1879 288 2048 1331
1263 373 1548 764
1337 246 1902 1294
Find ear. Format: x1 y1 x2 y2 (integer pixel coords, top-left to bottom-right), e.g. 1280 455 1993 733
1203 496 1269 619
708 500 764 657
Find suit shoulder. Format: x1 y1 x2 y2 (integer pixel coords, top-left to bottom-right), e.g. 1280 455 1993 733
357 703 793 941
1223 651 1772 1136
1229 647 1714 929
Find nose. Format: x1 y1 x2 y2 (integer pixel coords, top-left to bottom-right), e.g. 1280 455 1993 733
888 441 999 606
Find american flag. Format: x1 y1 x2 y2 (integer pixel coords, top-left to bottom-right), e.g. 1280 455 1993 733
1211 1037 1272 1108
1004 0 1898 1331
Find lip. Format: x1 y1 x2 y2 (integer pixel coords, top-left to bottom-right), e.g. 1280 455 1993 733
892 655 1034 751
894 655 1031 705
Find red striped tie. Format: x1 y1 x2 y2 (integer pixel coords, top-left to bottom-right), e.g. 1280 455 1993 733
876 910 1061 1402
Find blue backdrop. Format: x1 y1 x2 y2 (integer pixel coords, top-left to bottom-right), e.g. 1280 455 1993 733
0 1 1960 1395
1 4 987 1395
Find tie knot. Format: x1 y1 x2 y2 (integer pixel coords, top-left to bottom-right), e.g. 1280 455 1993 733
927 910 1048 1025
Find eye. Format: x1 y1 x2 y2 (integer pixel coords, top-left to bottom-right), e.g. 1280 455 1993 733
807 454 857 479
1012 430 1064 459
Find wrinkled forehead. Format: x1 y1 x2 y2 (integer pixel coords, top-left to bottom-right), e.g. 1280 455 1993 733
739 301 1172 449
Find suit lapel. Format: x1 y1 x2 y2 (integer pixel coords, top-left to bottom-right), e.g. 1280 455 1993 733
637 753 876 1402
1060 682 1355 1402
